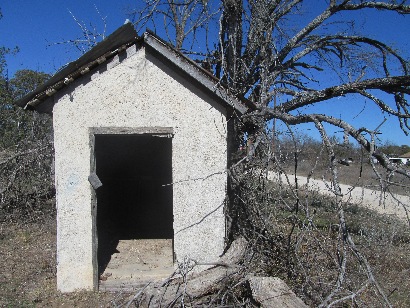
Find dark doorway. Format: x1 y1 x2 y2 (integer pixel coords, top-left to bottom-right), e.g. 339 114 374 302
94 134 173 280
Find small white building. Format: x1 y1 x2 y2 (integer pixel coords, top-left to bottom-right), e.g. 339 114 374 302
398 151 410 164
17 24 251 292
389 151 410 165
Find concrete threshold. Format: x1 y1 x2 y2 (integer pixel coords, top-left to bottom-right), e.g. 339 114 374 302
99 238 174 292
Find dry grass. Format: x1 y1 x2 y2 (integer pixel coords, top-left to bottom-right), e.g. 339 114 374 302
253 184 410 307
1 203 409 307
285 158 410 196
1 163 409 307
0 219 133 307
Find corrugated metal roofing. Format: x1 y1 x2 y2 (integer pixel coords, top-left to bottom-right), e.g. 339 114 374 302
15 23 253 115
399 151 410 158
15 23 138 112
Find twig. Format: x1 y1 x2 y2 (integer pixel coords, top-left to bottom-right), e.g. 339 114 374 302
124 281 151 308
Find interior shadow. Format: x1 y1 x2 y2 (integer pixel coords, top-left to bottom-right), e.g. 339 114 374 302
95 134 173 276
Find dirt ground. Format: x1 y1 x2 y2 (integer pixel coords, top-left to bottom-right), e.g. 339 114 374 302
1 160 409 307
268 172 410 220
1 210 409 307
0 220 134 307
290 159 410 195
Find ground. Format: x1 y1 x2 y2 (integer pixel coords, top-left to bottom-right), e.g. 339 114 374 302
290 157 410 195
1 161 409 306
0 220 133 307
1 205 409 307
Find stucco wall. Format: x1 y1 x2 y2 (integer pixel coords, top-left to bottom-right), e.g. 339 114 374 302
53 45 228 292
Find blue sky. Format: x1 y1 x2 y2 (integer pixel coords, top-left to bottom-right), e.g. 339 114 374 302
1 0 409 146
1 0 135 75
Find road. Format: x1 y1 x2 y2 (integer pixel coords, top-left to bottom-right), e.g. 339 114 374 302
267 172 409 221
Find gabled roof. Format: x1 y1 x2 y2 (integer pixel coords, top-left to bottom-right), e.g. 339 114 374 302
15 23 253 115
399 151 410 158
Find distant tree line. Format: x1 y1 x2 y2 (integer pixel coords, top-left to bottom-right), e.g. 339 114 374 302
378 143 410 156
0 9 54 222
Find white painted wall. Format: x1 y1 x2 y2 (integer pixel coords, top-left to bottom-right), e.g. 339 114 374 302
389 157 410 164
53 45 228 292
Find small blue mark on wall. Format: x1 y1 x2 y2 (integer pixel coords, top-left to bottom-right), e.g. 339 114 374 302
67 174 80 191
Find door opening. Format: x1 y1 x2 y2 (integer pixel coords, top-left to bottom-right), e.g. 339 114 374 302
94 133 173 290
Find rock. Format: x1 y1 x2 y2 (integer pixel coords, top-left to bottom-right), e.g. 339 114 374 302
127 238 308 308
247 275 308 308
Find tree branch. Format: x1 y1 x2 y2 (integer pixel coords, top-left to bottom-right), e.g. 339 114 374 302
279 76 410 113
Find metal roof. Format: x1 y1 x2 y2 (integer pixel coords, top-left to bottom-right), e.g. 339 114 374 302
15 23 253 115
399 151 410 158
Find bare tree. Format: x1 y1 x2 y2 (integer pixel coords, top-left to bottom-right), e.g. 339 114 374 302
129 0 220 50
49 5 108 54
131 1 409 166
127 1 410 306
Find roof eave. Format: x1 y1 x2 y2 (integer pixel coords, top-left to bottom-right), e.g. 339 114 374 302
15 23 139 113
14 24 254 115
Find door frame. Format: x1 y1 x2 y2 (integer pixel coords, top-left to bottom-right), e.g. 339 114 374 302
89 126 174 290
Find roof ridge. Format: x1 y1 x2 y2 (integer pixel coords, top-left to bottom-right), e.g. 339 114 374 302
15 23 254 114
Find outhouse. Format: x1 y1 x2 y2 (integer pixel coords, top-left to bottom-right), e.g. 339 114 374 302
16 23 251 292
